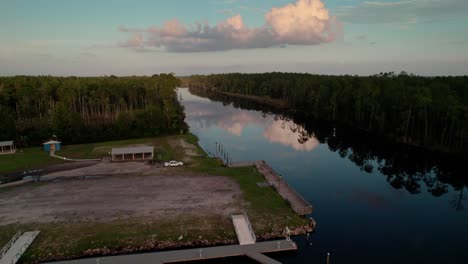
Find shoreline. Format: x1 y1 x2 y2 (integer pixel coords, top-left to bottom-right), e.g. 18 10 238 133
187 86 290 111
189 87 467 156
39 224 314 263
0 134 313 263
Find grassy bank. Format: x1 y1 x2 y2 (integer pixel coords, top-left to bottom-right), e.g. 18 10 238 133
0 136 182 174
0 215 236 263
0 148 64 174
183 135 307 233
0 133 309 263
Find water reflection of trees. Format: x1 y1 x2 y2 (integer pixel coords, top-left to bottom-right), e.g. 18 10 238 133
190 88 467 210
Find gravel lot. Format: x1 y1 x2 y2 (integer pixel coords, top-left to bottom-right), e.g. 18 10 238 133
0 174 243 225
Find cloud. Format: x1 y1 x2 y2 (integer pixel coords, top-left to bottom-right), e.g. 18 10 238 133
119 0 341 52
356 34 367 40
217 112 260 136
217 9 235 16
214 0 238 4
263 120 319 152
336 0 468 24
183 98 318 152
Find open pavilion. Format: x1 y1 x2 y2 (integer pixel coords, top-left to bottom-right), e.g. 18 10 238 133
0 141 16 155
111 146 154 161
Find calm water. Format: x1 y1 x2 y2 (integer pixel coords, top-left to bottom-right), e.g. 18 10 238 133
178 88 468 264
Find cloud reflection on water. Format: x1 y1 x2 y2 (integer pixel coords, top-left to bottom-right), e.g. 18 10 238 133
183 93 318 152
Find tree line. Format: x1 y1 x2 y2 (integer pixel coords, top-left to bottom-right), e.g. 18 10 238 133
0 74 187 146
185 72 468 154
189 88 466 210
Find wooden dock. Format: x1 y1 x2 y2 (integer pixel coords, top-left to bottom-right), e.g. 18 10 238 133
45 240 297 264
230 160 313 215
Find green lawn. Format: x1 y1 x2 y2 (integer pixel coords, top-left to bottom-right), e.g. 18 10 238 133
185 138 308 233
0 133 309 263
58 136 188 161
0 215 236 263
0 147 64 174
0 135 189 174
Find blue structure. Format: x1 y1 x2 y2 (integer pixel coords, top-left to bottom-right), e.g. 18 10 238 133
43 140 62 152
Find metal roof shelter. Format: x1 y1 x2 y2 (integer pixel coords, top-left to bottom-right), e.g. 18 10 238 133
0 141 16 154
111 146 154 161
43 140 62 145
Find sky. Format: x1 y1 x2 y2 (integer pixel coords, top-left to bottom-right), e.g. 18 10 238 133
1 0 467 76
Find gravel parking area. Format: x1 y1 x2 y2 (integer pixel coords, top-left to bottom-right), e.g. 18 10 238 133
0 174 243 225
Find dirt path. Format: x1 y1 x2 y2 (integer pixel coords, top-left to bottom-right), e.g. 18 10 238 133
0 175 243 225
169 139 200 163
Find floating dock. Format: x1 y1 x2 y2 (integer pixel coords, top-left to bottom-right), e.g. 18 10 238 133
230 160 313 215
45 239 297 264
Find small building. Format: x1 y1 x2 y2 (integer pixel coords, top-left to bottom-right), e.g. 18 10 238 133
111 146 154 161
43 140 62 152
0 141 16 154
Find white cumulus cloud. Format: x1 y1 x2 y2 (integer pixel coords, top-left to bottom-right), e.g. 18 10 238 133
119 0 341 52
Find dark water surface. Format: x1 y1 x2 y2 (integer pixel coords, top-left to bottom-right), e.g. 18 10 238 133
178 88 468 264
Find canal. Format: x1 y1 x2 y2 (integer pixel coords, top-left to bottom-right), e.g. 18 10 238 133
178 88 468 264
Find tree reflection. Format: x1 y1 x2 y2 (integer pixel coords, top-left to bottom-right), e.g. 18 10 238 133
451 187 465 211
190 87 468 210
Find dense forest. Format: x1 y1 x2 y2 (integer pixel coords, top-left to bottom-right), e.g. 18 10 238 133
0 74 187 146
186 72 468 154
189 88 467 210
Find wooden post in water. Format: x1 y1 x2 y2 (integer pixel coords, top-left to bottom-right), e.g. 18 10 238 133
278 174 282 194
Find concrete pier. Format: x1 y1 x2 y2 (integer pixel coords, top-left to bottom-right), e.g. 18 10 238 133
228 161 257 168
45 240 297 264
254 161 313 215
230 160 313 215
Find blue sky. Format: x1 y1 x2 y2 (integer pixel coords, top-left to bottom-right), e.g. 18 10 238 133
1 0 467 76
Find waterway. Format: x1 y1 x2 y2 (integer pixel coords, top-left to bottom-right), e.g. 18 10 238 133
179 88 468 264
